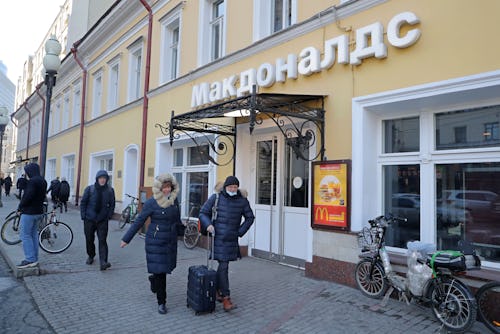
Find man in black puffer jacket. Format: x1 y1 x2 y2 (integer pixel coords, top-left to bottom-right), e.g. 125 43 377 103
17 163 47 268
199 176 255 312
80 170 116 270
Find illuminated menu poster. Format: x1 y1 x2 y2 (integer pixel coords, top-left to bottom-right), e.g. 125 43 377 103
312 160 350 231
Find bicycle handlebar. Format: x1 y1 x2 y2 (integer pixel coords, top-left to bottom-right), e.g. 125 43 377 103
125 194 139 200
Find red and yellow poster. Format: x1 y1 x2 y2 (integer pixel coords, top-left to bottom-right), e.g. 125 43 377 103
312 160 350 230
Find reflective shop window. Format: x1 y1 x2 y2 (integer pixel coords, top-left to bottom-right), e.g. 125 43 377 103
173 148 183 167
383 165 421 248
384 117 419 153
256 139 277 205
173 172 183 206
436 163 500 263
436 105 500 150
187 172 208 217
188 145 209 165
284 140 308 207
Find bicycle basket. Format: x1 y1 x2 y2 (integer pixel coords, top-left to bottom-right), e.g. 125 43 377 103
357 227 377 251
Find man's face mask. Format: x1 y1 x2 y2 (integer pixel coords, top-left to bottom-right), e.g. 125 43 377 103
227 191 237 196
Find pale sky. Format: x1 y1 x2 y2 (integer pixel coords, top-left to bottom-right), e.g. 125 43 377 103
0 0 64 84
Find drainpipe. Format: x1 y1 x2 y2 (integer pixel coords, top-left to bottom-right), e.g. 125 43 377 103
139 0 153 189
35 82 46 160
22 103 32 162
71 41 88 206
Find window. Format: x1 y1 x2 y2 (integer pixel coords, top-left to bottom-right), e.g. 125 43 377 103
384 117 419 153
160 12 181 84
92 70 103 118
484 122 499 142
108 59 120 111
284 139 309 207
353 73 500 266
256 139 277 205
72 81 81 126
253 0 297 41
210 0 225 61
47 159 57 182
62 91 70 130
62 155 75 190
436 105 500 150
128 43 143 102
100 157 114 186
52 98 61 135
198 0 226 65
171 144 210 216
436 163 500 262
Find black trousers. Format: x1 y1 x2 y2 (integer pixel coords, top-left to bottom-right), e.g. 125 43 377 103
152 273 167 305
216 261 230 297
84 220 108 264
60 201 67 212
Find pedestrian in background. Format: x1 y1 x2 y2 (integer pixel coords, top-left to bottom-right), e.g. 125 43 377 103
16 173 27 199
80 170 115 270
16 163 47 268
3 174 12 196
58 177 70 213
199 176 255 312
47 177 61 206
121 174 182 315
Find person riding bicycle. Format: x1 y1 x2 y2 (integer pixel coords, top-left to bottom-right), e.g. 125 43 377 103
16 163 47 269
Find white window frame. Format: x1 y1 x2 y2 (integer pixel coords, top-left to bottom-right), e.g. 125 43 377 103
52 97 62 135
127 42 143 102
160 11 182 84
107 57 120 111
62 90 70 130
198 0 226 66
89 150 115 187
92 70 103 119
61 154 75 194
253 0 297 41
47 158 57 182
72 80 81 126
352 70 500 269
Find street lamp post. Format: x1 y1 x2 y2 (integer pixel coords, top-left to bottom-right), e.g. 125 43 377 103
40 35 61 178
0 107 10 208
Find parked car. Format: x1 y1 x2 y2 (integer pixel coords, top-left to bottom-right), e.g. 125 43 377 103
442 190 498 220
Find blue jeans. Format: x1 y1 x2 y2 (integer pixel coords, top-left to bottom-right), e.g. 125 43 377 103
20 214 43 262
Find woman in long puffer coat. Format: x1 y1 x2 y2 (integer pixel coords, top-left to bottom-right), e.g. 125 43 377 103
121 174 182 314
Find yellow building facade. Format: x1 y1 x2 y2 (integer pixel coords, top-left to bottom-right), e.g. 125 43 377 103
13 0 500 284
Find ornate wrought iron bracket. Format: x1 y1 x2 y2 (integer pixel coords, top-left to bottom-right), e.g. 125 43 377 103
156 87 325 164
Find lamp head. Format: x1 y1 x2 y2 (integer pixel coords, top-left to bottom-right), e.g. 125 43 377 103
43 35 61 73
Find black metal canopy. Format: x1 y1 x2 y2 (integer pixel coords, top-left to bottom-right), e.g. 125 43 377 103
156 87 325 166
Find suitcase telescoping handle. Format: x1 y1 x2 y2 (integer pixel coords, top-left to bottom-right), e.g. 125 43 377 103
207 231 215 269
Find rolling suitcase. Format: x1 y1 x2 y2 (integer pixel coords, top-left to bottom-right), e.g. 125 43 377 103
187 233 216 314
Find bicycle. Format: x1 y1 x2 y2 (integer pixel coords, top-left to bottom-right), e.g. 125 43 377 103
1 202 74 254
118 193 139 229
355 214 480 333
476 281 500 333
183 203 201 249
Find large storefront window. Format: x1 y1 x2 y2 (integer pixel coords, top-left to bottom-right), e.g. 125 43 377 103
256 139 277 205
436 163 500 262
383 165 421 248
384 117 419 153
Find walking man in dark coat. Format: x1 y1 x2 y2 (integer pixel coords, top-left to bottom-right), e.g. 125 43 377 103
199 176 255 311
47 177 61 205
80 170 115 270
16 174 27 199
58 177 70 212
3 175 12 196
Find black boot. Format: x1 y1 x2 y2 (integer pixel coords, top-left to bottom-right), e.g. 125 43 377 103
148 275 157 293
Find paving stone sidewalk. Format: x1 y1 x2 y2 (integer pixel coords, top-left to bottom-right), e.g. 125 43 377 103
0 195 490 333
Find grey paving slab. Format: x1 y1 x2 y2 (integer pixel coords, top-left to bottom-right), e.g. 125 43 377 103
0 195 491 333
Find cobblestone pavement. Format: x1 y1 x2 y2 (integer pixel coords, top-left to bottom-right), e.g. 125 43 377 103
0 195 490 333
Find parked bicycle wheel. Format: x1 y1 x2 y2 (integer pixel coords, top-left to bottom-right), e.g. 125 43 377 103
183 221 200 249
1 214 21 245
476 281 500 333
118 207 131 229
355 259 388 299
39 221 74 254
430 278 477 333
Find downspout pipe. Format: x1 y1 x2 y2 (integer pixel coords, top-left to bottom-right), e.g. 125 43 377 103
139 0 153 189
71 41 88 206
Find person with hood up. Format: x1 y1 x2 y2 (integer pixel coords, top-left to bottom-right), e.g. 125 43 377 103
199 176 255 312
121 174 182 314
80 170 116 270
17 163 47 268
58 177 70 212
